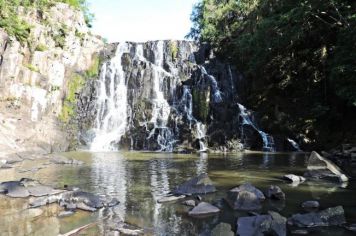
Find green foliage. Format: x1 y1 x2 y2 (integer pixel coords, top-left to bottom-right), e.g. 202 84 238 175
169 41 179 60
35 44 48 51
189 0 356 148
84 54 100 78
24 63 40 73
0 0 93 43
59 73 85 123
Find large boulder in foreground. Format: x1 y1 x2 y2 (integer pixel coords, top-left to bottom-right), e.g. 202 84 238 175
225 183 265 210
305 151 348 183
188 202 220 217
288 206 346 227
173 173 216 195
237 211 287 236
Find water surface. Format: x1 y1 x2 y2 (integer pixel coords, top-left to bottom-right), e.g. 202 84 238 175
0 151 355 235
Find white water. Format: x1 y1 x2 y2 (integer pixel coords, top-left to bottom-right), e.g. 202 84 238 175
201 66 223 103
90 43 130 151
287 138 301 151
237 103 275 152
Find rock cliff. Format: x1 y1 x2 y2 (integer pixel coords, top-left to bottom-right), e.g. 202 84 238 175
0 3 104 157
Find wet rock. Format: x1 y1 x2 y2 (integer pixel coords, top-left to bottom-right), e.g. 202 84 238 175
306 151 348 182
345 224 356 232
157 195 185 203
76 202 96 212
211 223 234 236
63 190 105 208
288 206 346 227
266 185 285 200
29 195 59 207
58 211 75 218
173 173 216 195
283 174 306 184
117 227 143 235
7 184 30 198
27 185 54 197
301 201 320 210
105 198 120 207
237 211 287 236
291 229 309 235
188 202 220 217
226 183 265 210
50 155 84 165
183 199 196 207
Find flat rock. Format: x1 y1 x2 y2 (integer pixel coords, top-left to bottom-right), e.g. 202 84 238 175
76 202 96 212
226 183 265 210
306 151 348 182
157 195 185 203
27 185 54 197
188 202 220 217
173 173 216 195
211 223 234 236
237 211 287 236
266 185 285 200
7 185 30 198
288 206 346 227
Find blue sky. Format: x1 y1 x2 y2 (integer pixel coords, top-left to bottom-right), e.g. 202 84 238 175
88 0 199 42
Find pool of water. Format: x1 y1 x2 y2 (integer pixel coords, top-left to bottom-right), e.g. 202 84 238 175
0 151 355 235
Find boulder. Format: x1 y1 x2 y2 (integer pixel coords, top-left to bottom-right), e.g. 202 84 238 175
237 211 287 236
226 183 265 210
266 185 285 200
306 151 348 182
288 206 346 227
188 202 220 217
283 174 306 184
173 173 216 195
211 223 234 236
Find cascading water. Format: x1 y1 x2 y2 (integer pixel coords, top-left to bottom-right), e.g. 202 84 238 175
287 138 301 151
90 43 129 151
147 41 176 151
200 66 223 103
237 103 275 152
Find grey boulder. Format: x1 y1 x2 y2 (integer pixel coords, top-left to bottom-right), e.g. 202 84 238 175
173 173 216 195
188 202 220 217
226 183 265 210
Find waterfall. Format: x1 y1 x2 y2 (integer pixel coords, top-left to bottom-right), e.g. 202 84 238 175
287 138 301 151
200 66 223 103
90 43 130 151
237 103 275 152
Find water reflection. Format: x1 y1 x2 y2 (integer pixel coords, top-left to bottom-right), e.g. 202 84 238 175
0 152 354 236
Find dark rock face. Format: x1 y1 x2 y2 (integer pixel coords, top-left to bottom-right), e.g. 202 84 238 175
288 206 346 227
225 183 265 210
173 173 216 195
78 40 286 152
237 211 287 236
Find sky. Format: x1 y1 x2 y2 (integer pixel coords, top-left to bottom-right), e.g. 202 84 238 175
88 0 199 43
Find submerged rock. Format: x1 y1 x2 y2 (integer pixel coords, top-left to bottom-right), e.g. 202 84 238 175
266 185 285 200
157 195 185 203
211 223 234 236
173 173 216 195
305 151 348 183
288 206 346 227
188 202 220 217
226 183 265 210
237 211 287 236
183 199 196 207
50 155 84 165
301 201 320 211
58 211 75 218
